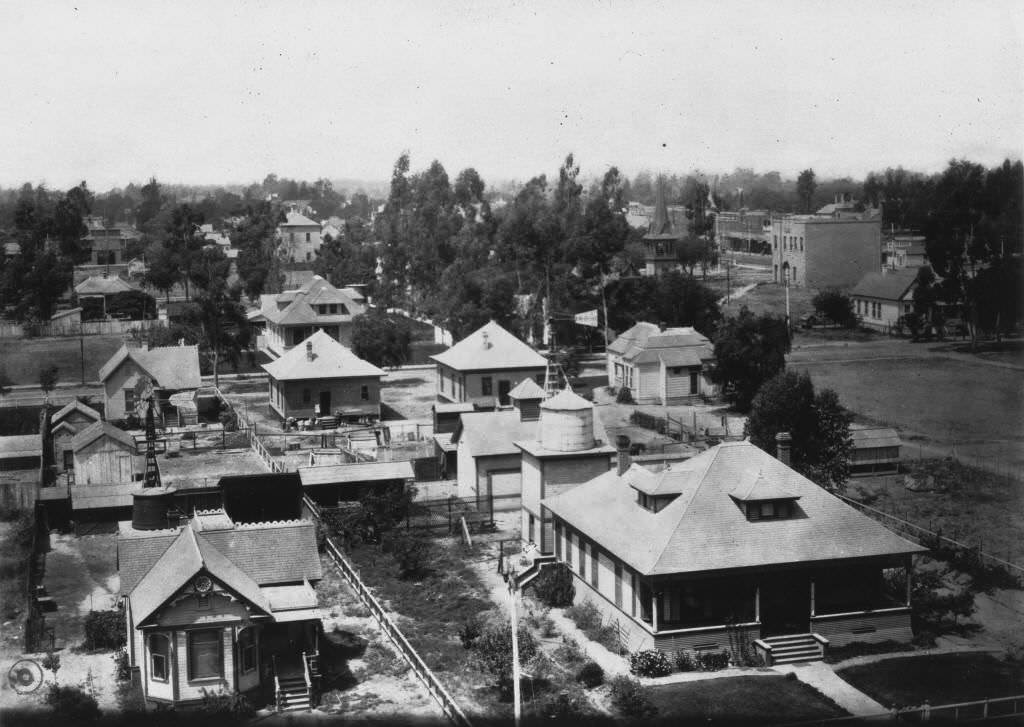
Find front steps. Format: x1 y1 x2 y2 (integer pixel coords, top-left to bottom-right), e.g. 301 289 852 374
759 634 825 665
277 676 311 712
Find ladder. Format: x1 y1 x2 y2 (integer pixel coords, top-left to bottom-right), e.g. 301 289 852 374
543 355 570 398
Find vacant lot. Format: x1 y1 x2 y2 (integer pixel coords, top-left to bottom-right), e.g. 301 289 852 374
720 281 817 320
639 675 847 724
837 653 1024 710
790 354 1024 472
0 335 124 385
41 533 119 649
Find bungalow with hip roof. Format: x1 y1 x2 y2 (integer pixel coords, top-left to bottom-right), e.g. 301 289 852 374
606 322 718 405
50 400 103 473
536 435 925 662
118 506 323 710
262 329 384 422
430 321 548 408
850 269 919 332
98 343 201 422
249 275 367 356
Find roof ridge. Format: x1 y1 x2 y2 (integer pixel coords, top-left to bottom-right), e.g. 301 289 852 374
232 518 310 530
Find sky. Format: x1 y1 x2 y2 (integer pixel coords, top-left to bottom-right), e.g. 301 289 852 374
1 0 1022 191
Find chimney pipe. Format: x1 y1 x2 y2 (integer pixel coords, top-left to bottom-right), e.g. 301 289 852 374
306 340 314 361
775 431 792 467
615 434 631 476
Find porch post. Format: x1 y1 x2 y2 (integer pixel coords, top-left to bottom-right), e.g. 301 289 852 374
754 586 760 623
809 579 816 617
905 557 912 606
651 590 660 633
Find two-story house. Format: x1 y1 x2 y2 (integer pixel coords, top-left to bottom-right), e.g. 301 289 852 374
98 343 201 422
277 211 322 263
251 276 367 357
606 323 717 404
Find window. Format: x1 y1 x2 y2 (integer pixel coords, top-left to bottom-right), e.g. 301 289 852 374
238 628 257 674
614 562 623 608
578 537 586 577
124 388 136 414
554 522 562 559
689 369 699 394
305 252 311 262
528 514 535 543
328 304 337 314
565 529 573 567
360 385 369 401
481 377 493 396
63 450 74 471
188 629 222 680
746 500 792 521
303 388 311 403
305 232 311 242
196 593 210 610
760 501 775 518
590 544 599 589
800 236 804 251
149 634 169 681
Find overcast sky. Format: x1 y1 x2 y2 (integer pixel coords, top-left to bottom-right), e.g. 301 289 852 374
1 0 1021 191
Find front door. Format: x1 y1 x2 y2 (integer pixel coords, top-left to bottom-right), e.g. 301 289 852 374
759 575 810 636
319 391 332 416
498 380 512 406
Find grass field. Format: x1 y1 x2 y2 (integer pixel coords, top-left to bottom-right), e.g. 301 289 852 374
0 335 125 385
836 653 1024 709
640 676 847 723
720 281 817 320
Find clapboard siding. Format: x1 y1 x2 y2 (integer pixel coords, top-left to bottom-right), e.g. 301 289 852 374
810 608 912 647
655 624 761 654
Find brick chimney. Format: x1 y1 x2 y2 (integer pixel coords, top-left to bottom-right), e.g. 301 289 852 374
306 340 314 361
616 434 631 476
775 431 792 466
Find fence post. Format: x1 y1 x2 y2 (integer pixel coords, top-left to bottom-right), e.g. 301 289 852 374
448 498 453 534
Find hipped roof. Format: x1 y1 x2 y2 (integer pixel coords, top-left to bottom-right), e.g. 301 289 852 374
431 320 547 371
543 440 924 577
262 329 384 381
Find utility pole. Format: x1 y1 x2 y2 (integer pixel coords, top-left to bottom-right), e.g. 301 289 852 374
509 584 522 727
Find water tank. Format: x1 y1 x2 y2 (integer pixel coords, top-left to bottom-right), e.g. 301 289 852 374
132 487 178 530
539 389 595 452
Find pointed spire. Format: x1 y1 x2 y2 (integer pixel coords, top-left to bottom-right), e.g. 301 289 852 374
649 176 673 236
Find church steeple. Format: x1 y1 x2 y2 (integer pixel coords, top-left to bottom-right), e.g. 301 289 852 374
648 176 674 237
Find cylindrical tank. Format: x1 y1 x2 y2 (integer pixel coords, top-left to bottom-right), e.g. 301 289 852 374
539 389 595 452
132 487 178 530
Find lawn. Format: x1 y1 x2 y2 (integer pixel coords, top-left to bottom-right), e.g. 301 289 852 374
640 675 847 724
836 653 1024 709
0 334 124 385
720 281 817 320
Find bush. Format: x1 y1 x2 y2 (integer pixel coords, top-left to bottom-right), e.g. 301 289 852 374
199 688 255 719
575 661 604 688
473 624 538 697
459 616 482 650
553 636 587 670
44 684 100 723
629 649 674 677
697 650 730 671
812 289 857 328
531 563 575 608
84 609 126 650
565 601 601 631
536 689 587 720
112 648 132 682
608 675 656 718
616 387 634 404
674 650 697 672
386 533 431 578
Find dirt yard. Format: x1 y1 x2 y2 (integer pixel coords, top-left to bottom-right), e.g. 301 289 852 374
40 533 119 650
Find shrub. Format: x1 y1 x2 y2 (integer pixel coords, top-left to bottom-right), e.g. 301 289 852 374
697 650 730 671
565 601 601 631
84 609 126 650
616 387 634 404
44 684 100 723
812 289 857 328
536 689 587 720
629 649 673 677
608 675 656 718
674 650 697 672
199 688 255 719
112 648 132 682
459 616 482 650
473 624 538 697
386 534 431 578
575 661 604 688
531 563 575 608
553 636 587 670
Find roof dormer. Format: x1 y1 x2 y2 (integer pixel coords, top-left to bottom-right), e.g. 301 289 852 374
729 469 802 521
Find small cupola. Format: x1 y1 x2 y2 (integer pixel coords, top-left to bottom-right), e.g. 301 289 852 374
508 378 545 421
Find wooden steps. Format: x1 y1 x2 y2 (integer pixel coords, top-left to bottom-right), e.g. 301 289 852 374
760 634 824 664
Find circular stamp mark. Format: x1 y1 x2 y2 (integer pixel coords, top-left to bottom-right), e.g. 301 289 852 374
7 659 44 694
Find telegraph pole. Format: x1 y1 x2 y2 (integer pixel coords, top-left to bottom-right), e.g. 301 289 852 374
509 584 522 727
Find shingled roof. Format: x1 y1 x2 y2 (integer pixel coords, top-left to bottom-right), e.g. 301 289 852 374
607 322 714 365
453 410 539 457
118 517 322 598
71 421 136 453
543 440 924 577
50 400 102 430
256 275 367 326
850 270 918 302
431 321 547 371
98 344 201 391
262 329 384 381
74 275 135 296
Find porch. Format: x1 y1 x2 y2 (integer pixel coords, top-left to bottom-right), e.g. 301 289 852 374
261 620 321 712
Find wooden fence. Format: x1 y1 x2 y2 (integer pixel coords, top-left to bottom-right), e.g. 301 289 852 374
303 494 472 727
0 318 166 339
838 494 1024 585
778 692 1024 725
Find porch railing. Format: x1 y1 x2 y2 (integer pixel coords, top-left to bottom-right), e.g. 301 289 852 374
321 535 472 727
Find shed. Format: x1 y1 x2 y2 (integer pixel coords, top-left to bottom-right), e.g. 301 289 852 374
850 426 902 475
0 434 42 472
297 460 414 506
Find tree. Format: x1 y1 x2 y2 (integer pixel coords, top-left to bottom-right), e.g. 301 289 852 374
234 201 286 300
709 307 790 411
351 310 413 368
745 370 853 490
39 366 59 398
135 177 164 232
472 624 538 698
797 169 817 213
181 249 249 388
812 290 856 327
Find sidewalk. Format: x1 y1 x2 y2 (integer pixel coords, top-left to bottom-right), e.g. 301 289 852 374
774 661 886 716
